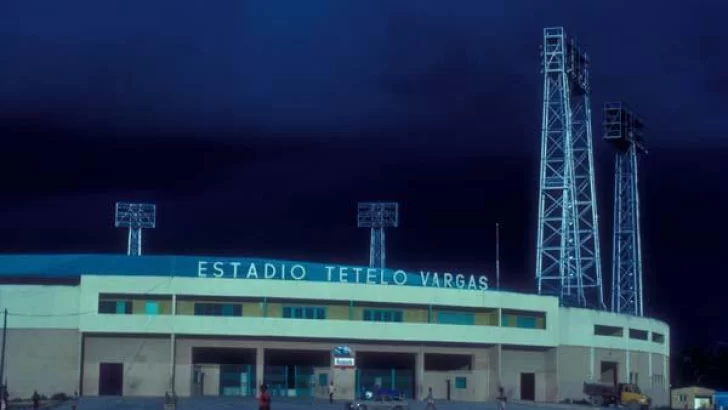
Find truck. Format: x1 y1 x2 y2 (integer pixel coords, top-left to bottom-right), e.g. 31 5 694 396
583 382 651 409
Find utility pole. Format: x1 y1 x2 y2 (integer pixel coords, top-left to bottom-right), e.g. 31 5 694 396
496 223 501 290
0 309 7 393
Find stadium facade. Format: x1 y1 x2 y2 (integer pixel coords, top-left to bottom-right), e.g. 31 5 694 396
0 254 669 405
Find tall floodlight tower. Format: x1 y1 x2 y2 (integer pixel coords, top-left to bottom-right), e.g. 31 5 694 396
115 202 157 256
536 27 605 309
357 202 399 270
604 102 646 316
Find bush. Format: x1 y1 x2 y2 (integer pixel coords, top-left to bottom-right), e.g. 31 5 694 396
50 393 68 401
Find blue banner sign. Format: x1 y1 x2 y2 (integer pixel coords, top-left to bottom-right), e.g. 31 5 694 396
0 254 489 291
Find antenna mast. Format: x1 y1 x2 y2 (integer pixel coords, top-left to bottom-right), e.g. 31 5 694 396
357 202 399 270
115 202 157 256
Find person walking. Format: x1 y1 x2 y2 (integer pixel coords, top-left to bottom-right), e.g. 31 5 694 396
258 384 271 410
328 381 335 404
497 386 507 410
425 387 436 410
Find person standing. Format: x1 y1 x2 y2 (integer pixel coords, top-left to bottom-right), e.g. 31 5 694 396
258 384 271 410
32 391 40 410
328 381 335 404
425 387 436 410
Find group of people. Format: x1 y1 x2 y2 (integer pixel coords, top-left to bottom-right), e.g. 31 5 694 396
255 381 507 410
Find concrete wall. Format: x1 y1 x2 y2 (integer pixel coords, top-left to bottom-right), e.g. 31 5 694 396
3 329 80 400
82 335 172 397
0 285 81 400
500 347 555 402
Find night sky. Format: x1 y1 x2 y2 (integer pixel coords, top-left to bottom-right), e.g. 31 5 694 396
1 1 727 352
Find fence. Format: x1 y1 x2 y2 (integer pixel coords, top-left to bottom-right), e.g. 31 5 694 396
219 364 255 397
356 368 415 399
263 366 315 397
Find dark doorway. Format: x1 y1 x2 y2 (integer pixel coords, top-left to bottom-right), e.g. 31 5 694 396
446 379 451 401
99 363 123 396
520 373 535 401
600 361 618 386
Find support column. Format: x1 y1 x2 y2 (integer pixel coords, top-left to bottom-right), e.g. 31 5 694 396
497 344 502 386
256 347 265 395
589 346 595 381
624 332 631 383
416 348 425 400
648 352 653 388
332 348 355 401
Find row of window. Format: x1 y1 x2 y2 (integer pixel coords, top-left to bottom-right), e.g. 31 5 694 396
97 299 541 329
593 325 666 344
282 306 325 320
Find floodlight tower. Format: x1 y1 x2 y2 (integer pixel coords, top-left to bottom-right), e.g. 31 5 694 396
114 202 157 256
357 202 399 270
603 102 646 317
535 27 605 309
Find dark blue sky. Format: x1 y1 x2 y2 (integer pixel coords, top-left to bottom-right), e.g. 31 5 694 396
1 1 727 350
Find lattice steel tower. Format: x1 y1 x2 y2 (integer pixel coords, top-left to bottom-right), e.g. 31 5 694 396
115 202 157 256
357 202 399 270
604 102 646 316
536 27 605 309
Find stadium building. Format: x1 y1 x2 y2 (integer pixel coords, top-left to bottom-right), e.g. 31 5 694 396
0 254 670 405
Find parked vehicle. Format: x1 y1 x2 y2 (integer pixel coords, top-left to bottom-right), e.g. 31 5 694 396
583 382 651 409
346 395 409 410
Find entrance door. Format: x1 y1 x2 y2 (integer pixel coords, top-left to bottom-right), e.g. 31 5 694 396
520 373 535 401
600 361 618 386
99 363 123 396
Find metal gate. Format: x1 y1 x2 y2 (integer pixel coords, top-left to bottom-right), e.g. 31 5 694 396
219 364 254 397
356 369 414 399
263 366 314 397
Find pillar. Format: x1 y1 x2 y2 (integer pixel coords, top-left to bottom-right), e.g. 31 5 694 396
416 349 425 400
256 347 265 395
589 346 595 381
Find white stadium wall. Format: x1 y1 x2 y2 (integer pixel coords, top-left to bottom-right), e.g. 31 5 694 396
0 271 670 404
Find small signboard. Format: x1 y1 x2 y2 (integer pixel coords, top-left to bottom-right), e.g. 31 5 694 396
333 345 355 369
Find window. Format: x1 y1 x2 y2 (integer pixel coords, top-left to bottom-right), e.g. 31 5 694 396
318 373 328 386
501 309 546 329
98 300 131 314
594 325 623 337
145 301 159 315
652 332 665 344
437 311 475 325
362 309 404 323
516 317 537 329
194 303 242 316
455 377 467 389
282 306 326 320
629 329 649 340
